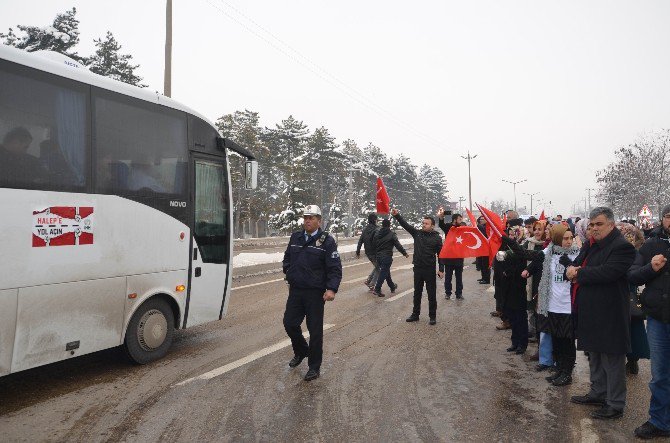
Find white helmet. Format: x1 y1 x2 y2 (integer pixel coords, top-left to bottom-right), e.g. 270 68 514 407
303 205 322 216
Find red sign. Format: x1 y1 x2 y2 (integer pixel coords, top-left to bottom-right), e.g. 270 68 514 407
32 206 94 247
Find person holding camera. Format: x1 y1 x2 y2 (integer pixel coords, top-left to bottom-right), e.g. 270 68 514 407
437 208 465 300
628 205 670 439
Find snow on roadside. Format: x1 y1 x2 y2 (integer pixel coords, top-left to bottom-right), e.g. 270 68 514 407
233 238 413 268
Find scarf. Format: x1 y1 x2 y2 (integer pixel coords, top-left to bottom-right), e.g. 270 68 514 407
537 242 581 316
524 238 545 301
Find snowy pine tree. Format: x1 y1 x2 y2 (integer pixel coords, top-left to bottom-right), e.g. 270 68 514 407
1 7 83 61
87 31 146 87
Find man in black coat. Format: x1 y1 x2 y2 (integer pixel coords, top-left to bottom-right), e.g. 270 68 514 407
476 216 491 285
356 213 380 289
392 208 444 325
371 218 409 296
566 207 636 420
628 205 670 439
437 209 464 300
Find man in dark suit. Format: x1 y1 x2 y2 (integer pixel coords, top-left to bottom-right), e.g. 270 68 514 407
567 207 636 420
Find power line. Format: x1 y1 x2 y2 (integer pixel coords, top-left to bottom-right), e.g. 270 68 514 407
201 0 450 150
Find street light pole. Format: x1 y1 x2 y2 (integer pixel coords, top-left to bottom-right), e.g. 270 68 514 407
502 179 527 212
458 196 466 213
461 151 478 211
164 0 172 97
585 188 595 214
523 192 540 216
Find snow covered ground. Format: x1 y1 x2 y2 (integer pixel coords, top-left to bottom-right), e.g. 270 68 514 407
233 238 413 268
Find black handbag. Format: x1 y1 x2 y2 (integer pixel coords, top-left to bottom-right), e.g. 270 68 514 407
630 287 645 319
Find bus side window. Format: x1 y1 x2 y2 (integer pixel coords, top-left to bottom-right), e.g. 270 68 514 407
0 65 87 191
93 94 187 197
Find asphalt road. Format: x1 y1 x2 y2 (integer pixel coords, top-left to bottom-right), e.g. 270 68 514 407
0 258 661 442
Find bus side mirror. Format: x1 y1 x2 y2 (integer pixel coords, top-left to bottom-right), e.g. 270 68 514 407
245 160 258 190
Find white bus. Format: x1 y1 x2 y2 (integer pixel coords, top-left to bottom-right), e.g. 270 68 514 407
0 45 257 376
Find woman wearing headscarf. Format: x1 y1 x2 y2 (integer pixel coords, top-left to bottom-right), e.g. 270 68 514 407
521 220 548 349
496 225 530 354
523 224 581 385
574 218 590 249
616 222 650 375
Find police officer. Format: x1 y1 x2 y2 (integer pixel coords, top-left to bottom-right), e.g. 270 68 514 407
282 205 342 381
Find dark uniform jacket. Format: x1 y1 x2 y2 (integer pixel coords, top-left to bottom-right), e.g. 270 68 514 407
356 223 379 258
493 236 528 310
572 228 636 354
628 226 670 323
393 213 443 270
283 229 343 292
438 219 465 266
372 227 407 259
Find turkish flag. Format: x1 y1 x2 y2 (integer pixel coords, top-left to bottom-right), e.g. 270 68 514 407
476 202 506 266
539 210 546 221
439 226 490 259
376 177 390 214
465 207 477 227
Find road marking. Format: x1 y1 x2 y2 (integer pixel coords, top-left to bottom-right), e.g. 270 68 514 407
232 277 286 291
385 288 414 302
232 258 413 291
175 324 336 386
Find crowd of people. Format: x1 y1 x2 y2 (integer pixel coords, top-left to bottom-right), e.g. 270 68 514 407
354 205 670 439
284 201 669 437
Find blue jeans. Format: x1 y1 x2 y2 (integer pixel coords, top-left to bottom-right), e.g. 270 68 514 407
647 317 670 431
539 332 554 366
374 255 395 292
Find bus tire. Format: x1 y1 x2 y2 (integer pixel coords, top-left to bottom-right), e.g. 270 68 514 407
124 297 175 364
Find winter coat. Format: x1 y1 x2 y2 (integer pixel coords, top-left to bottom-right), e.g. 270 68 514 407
521 238 545 305
394 213 443 270
438 219 465 266
373 227 407 259
356 223 378 257
628 226 670 323
493 236 528 310
283 229 343 292
572 228 636 354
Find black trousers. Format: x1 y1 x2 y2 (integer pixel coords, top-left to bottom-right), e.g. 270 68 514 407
283 287 325 370
444 264 463 296
476 256 490 282
553 336 576 373
374 255 395 292
413 266 437 318
505 307 528 349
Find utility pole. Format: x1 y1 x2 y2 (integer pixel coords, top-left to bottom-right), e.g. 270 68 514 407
458 196 466 213
523 192 540 216
502 178 527 212
585 188 595 214
347 166 354 237
461 151 478 211
164 0 172 97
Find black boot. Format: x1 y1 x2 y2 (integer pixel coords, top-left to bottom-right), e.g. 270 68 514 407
545 363 562 382
552 370 573 386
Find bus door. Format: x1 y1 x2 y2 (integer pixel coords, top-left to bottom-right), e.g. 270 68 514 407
186 155 230 327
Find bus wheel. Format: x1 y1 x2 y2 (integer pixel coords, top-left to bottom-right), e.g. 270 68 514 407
124 298 174 364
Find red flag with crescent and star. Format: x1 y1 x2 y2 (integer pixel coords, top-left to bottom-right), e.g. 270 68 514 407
439 226 490 259
476 202 505 266
376 177 390 214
